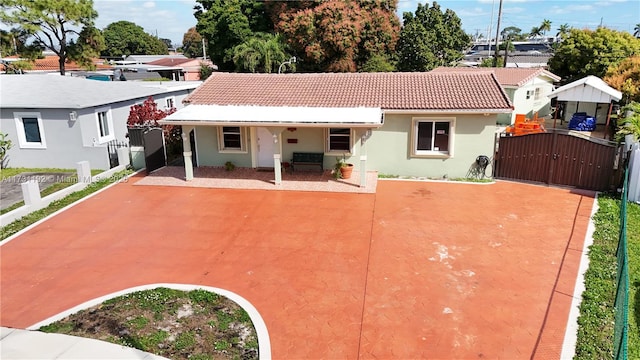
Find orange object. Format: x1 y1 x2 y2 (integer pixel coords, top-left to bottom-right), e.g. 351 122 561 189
506 113 546 136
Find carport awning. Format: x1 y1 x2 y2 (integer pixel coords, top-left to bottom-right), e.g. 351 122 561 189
159 105 384 128
548 75 622 103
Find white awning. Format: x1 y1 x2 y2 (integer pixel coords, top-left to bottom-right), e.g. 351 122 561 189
548 75 622 103
159 105 384 128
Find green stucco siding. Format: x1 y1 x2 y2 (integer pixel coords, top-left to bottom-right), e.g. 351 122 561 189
367 113 497 179
281 127 327 166
194 126 253 167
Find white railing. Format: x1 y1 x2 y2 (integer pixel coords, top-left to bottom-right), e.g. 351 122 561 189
0 148 130 226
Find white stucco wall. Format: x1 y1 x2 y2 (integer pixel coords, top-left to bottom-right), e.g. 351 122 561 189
508 77 556 124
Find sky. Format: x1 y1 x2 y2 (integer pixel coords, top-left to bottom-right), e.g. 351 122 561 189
90 0 639 47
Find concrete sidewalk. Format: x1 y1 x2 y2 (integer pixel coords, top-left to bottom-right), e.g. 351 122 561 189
1 327 168 360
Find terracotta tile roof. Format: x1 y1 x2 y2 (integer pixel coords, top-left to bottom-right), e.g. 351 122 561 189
28 55 113 71
146 58 196 67
431 67 560 87
185 72 513 111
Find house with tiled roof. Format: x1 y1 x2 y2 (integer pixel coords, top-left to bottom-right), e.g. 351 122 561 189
160 72 513 185
431 67 560 125
1 75 200 169
5 55 115 75
144 58 214 81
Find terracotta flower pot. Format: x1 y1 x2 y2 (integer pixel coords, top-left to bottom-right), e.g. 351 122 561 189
340 164 354 179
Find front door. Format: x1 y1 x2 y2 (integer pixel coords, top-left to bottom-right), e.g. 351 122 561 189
257 127 275 168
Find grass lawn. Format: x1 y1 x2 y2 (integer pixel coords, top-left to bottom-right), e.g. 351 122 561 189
1 168 105 215
627 201 639 358
40 288 259 360
574 194 640 358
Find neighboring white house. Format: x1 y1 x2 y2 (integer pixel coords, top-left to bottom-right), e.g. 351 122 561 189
432 67 560 125
0 75 200 169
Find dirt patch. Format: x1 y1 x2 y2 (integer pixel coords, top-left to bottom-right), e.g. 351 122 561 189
39 288 259 360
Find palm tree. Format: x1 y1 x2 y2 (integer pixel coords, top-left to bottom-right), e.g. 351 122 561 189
229 33 288 73
530 26 542 39
539 19 552 39
634 23 640 38
556 23 571 40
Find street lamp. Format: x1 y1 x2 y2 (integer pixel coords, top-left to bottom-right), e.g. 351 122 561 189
278 56 296 74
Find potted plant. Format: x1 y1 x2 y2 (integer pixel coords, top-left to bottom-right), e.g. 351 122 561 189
333 155 354 179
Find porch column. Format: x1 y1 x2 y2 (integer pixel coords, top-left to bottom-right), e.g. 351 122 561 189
359 129 373 188
182 126 194 181
268 128 284 186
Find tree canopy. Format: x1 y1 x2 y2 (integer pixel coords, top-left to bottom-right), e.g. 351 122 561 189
0 0 101 75
396 1 470 72
604 55 640 104
548 27 640 83
274 0 400 72
228 32 288 73
194 0 272 71
102 21 168 57
182 27 203 58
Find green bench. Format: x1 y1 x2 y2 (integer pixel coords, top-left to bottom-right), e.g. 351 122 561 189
291 152 324 172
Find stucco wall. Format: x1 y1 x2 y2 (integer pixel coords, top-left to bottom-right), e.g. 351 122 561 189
367 113 497 179
188 113 496 179
1 88 195 170
2 108 111 169
509 78 555 124
194 126 253 167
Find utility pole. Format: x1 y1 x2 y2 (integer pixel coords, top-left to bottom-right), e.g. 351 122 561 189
488 0 495 52
202 38 207 60
493 0 503 67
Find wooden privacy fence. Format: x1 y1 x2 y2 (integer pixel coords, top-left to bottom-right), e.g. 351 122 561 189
494 130 621 191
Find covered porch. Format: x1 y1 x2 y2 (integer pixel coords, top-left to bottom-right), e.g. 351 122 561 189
134 165 378 193
160 105 384 189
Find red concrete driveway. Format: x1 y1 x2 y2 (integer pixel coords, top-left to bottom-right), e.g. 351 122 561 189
0 178 594 359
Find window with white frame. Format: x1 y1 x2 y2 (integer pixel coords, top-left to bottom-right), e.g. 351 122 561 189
14 112 47 149
166 97 175 109
411 117 455 157
218 126 246 152
534 87 541 101
325 128 352 153
95 107 114 143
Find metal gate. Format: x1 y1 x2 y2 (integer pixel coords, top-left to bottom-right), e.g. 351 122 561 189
143 128 166 173
494 130 620 191
107 140 129 169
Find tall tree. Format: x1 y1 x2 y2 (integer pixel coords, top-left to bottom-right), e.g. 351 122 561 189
0 0 99 75
529 26 542 39
274 0 400 72
548 27 640 83
539 19 552 38
556 23 571 39
500 26 525 41
102 21 168 57
182 27 203 58
396 2 470 72
0 27 43 59
67 25 105 70
229 32 288 73
194 0 272 71
160 38 173 50
604 55 640 104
